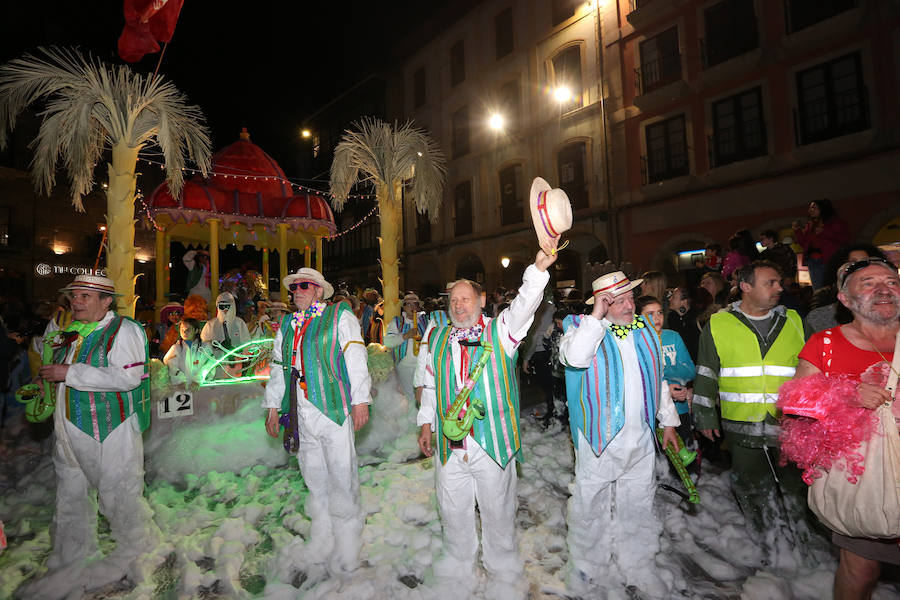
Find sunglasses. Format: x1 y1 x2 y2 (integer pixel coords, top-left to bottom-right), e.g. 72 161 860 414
840 257 895 280
217 303 231 310
289 281 320 291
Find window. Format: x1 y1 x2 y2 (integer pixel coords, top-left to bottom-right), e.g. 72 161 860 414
454 181 473 236
499 78 520 130
499 164 524 225
551 46 583 112
645 115 688 183
638 27 681 94
711 87 767 167
702 0 758 68
450 41 465 86
796 53 869 145
495 7 514 59
785 0 857 34
452 107 470 158
416 210 431 245
413 68 426 108
558 141 589 209
551 0 579 26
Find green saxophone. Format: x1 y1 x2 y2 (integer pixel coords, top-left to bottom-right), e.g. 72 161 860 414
441 343 494 442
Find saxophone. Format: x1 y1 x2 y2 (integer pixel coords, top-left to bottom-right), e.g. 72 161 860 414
442 343 493 442
15 335 58 423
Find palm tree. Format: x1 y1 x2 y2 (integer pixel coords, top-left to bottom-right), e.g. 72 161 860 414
330 118 446 322
0 47 211 317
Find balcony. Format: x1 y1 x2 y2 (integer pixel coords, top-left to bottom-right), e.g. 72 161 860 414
626 0 684 30
640 153 689 185
708 123 768 168
783 0 858 34
634 52 682 96
700 29 759 69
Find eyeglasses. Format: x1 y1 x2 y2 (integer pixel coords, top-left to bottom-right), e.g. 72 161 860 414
217 303 231 310
289 281 320 291
838 257 896 287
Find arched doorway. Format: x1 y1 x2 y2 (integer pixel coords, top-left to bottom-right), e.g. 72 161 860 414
456 254 485 284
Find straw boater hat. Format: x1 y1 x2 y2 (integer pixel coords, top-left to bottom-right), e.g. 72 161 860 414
265 301 290 314
585 271 644 305
530 177 573 255
282 268 334 300
402 293 422 307
60 274 121 296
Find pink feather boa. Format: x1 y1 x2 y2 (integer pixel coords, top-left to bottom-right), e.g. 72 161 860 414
778 371 883 485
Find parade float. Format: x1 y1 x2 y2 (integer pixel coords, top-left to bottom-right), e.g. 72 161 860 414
144 129 337 427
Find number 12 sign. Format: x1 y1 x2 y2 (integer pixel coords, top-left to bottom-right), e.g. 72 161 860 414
158 392 194 419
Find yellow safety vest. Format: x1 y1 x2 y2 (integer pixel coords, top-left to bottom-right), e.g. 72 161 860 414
709 309 804 422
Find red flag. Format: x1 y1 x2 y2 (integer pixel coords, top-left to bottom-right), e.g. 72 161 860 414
117 0 185 63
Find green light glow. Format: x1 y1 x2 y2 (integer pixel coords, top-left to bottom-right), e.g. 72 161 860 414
199 338 274 385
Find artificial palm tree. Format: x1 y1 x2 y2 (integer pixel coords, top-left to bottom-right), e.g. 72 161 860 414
330 118 446 322
0 47 211 316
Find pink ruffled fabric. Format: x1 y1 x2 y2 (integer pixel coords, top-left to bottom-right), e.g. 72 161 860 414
778 373 880 485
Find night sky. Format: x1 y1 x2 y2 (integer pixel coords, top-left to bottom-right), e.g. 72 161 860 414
0 1 446 175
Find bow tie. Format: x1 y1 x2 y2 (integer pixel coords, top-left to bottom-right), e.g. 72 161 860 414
64 320 100 338
451 323 484 344
609 317 645 340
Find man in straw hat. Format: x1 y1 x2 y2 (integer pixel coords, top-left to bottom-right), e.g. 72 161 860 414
263 267 371 577
558 270 680 596
384 293 428 404
417 219 561 596
24 274 161 597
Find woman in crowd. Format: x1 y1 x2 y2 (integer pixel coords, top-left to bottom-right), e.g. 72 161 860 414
792 198 849 289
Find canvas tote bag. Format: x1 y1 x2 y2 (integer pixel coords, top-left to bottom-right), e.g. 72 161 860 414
808 331 900 539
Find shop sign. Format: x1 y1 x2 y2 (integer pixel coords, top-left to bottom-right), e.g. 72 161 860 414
35 263 107 278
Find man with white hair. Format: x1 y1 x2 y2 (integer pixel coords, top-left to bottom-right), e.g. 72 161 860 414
793 256 900 598
558 270 680 597
263 268 371 577
417 248 556 598
25 274 160 597
384 293 427 403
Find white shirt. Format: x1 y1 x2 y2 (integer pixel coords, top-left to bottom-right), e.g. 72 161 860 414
558 315 679 429
262 309 372 410
384 313 423 369
417 264 550 429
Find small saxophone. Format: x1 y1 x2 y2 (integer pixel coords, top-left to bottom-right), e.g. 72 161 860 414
442 343 493 442
15 335 58 423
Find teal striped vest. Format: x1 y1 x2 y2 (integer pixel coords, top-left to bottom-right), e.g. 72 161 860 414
390 313 428 364
279 303 353 425
430 317 521 467
66 316 150 442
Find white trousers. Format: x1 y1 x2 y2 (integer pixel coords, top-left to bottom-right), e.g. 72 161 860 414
295 399 363 574
567 428 660 583
49 414 159 569
433 438 522 584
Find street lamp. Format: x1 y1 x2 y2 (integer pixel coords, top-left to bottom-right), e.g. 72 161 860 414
488 113 505 131
553 86 572 103
501 257 510 268
301 129 311 138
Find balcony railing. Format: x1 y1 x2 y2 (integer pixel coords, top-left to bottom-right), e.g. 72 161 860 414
640 152 689 185
628 0 656 12
635 52 681 96
708 122 767 168
793 86 870 146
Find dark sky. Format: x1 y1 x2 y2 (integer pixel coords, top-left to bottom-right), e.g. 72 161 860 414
0 0 445 174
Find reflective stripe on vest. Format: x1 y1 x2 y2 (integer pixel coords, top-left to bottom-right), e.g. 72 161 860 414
710 309 804 423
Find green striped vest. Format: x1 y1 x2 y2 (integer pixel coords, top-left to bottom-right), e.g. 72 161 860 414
430 317 521 468
710 309 804 422
66 316 150 442
279 303 353 425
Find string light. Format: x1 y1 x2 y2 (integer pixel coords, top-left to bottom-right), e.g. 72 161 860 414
137 157 376 199
327 205 379 240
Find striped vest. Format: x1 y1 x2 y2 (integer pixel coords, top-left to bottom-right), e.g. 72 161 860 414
390 313 428 364
562 315 662 456
709 309 804 422
66 316 150 442
430 317 521 467
279 303 353 425
429 310 450 328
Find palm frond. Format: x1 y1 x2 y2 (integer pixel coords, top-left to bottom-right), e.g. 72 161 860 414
329 117 446 217
0 46 211 208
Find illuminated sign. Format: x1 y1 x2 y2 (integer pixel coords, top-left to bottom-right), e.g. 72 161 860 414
35 263 107 278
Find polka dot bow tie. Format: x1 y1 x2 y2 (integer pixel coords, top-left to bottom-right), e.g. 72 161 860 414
609 317 645 340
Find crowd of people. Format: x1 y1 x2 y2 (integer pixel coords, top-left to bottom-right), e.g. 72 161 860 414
2 190 898 600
